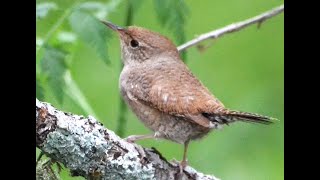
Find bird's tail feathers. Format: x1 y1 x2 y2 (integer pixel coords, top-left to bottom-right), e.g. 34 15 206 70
202 110 277 125
225 110 276 124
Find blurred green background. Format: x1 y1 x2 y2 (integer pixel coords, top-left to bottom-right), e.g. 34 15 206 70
36 0 283 179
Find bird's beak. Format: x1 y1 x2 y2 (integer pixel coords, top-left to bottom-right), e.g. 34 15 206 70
101 20 125 32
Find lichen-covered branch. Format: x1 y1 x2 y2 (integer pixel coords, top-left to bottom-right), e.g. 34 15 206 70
36 99 219 180
177 4 284 52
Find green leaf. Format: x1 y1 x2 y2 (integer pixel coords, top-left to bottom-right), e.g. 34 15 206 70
153 0 189 60
78 1 106 19
128 0 144 14
78 0 122 19
40 46 67 104
153 0 189 44
69 10 111 64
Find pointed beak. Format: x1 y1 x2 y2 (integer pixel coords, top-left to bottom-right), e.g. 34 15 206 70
100 20 125 32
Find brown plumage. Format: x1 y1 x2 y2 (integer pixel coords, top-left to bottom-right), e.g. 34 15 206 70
102 21 275 172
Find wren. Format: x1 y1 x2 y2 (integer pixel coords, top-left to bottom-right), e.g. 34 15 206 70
101 21 275 172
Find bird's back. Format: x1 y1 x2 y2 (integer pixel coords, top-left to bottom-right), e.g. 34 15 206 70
143 55 225 115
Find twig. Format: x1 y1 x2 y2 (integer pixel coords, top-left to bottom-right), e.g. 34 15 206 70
36 99 219 180
177 4 284 52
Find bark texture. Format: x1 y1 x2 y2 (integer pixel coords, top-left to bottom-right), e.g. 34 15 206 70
36 99 219 180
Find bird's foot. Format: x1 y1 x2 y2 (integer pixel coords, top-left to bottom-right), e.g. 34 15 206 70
124 135 137 143
124 136 147 163
124 134 154 143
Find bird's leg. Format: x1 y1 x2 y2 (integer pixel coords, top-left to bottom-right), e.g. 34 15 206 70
124 134 155 143
180 140 190 173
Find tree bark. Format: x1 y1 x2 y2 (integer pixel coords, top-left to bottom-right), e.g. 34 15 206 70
36 99 219 180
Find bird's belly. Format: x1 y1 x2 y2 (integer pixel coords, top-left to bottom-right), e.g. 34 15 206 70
156 115 211 144
121 90 210 144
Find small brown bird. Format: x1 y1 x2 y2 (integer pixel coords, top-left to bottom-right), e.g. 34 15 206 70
102 21 274 172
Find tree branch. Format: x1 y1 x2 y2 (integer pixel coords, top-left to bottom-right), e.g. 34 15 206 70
36 99 219 180
177 4 284 52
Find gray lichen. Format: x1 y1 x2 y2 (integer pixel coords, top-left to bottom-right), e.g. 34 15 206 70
36 99 219 180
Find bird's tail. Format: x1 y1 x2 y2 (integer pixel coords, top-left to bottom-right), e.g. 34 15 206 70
202 110 276 125
225 110 275 124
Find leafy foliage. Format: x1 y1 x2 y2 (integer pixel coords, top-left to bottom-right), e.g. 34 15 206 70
69 10 111 64
78 0 122 19
128 0 144 15
36 0 118 109
40 46 67 104
153 0 189 44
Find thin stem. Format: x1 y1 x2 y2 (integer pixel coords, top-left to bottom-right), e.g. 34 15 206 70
177 4 284 52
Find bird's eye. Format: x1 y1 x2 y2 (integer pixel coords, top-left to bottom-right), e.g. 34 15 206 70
130 39 139 48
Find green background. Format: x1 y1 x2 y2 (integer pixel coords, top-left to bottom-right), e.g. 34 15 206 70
36 0 284 179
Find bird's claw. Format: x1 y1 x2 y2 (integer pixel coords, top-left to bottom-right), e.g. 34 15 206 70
124 137 147 163
124 136 135 143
